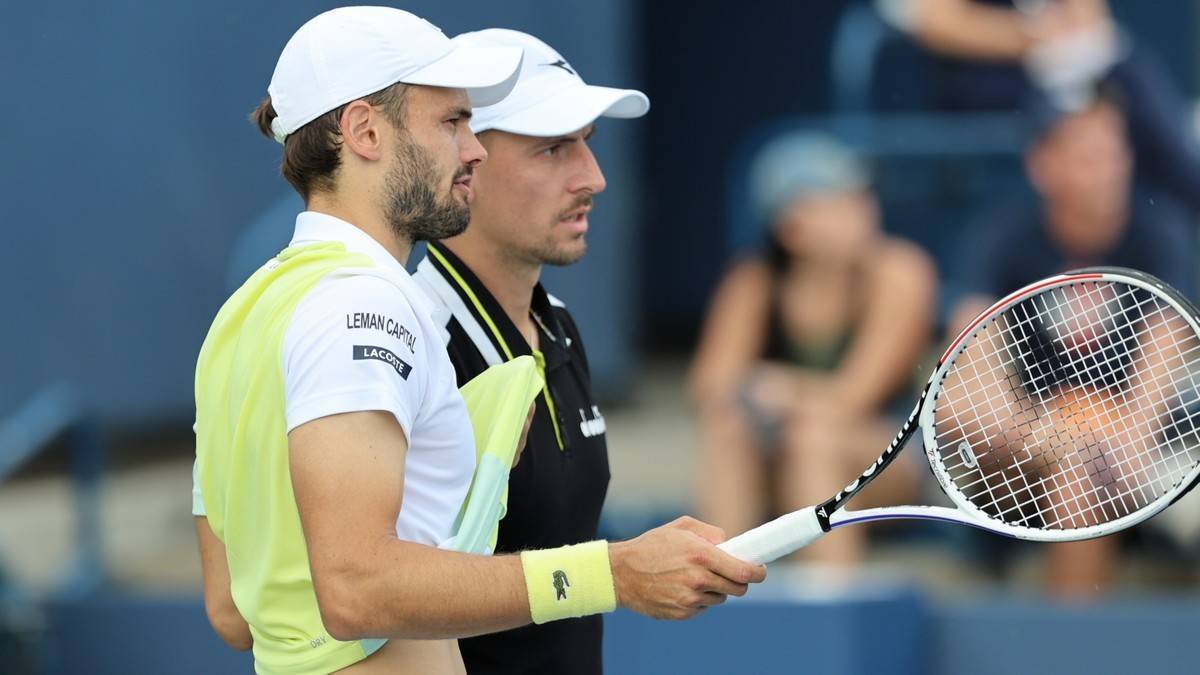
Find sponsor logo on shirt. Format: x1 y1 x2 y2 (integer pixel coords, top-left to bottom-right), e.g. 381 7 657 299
346 312 417 354
353 345 413 380
578 405 606 438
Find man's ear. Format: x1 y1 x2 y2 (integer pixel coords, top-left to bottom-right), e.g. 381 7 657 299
340 100 384 162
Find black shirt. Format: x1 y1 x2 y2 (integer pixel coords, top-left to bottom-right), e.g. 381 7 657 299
414 242 611 675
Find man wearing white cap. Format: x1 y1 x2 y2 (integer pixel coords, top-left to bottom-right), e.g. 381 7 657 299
414 29 680 674
192 9 764 675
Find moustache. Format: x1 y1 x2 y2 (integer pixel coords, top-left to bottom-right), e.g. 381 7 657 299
558 194 593 219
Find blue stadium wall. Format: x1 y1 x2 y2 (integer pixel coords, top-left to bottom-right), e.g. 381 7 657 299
2 0 643 426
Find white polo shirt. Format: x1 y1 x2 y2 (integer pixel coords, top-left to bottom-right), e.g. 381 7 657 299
194 212 476 546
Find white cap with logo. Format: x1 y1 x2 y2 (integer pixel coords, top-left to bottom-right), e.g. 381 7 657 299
452 29 649 137
267 7 524 144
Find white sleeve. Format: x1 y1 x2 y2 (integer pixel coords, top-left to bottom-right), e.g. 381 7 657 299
192 456 206 516
282 273 430 439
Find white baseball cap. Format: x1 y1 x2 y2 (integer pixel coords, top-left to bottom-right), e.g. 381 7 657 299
267 7 524 144
452 29 649 137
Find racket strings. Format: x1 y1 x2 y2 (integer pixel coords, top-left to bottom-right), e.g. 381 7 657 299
938 287 1187 444
940 305 1194 491
966 290 1200 526
930 280 1200 531
935 285 1180 432
965 291 1200 525
948 309 1199 480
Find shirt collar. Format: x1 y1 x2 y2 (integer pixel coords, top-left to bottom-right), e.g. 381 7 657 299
289 211 410 279
425 241 569 364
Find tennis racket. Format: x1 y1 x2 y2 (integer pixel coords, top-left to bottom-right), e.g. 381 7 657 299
719 267 1200 564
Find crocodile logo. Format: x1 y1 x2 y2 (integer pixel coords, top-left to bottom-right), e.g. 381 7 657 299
552 570 570 600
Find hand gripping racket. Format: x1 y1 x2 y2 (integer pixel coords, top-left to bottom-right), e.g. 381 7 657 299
719 267 1200 564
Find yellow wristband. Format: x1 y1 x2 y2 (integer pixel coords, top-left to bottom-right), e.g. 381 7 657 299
520 540 616 624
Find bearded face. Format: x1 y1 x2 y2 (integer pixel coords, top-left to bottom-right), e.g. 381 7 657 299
384 131 473 243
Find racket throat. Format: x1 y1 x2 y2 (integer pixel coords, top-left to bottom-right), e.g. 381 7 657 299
814 498 837 532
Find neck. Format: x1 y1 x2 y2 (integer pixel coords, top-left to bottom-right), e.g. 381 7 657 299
307 191 413 265
440 229 540 344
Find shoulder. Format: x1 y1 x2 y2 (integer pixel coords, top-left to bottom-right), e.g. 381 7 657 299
867 237 937 305
876 236 933 269
286 271 434 371
298 271 420 316
874 237 936 282
708 256 773 306
723 256 772 287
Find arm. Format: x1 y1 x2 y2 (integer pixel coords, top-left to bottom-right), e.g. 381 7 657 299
905 0 1037 60
290 409 766 641
194 516 253 651
903 0 1110 61
829 238 937 413
688 259 773 410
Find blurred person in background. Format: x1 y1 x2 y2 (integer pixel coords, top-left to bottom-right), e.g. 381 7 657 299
193 8 763 674
879 0 1200 215
689 133 937 567
413 29 650 675
947 88 1196 598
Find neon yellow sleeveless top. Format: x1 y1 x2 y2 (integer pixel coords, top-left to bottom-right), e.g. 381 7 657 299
194 242 384 674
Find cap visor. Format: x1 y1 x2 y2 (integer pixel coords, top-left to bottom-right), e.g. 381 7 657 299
403 45 523 107
481 84 649 137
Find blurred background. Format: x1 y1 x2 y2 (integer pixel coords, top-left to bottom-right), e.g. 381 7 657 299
5 0 1200 672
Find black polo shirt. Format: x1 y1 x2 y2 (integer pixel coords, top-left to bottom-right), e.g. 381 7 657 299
413 242 611 675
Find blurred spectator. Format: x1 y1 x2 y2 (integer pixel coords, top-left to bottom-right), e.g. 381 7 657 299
948 91 1197 597
881 0 1111 63
689 133 937 566
878 0 1200 215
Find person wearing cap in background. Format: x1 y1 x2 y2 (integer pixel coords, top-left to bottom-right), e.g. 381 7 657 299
192 9 764 674
412 29 652 674
946 87 1196 598
689 132 936 568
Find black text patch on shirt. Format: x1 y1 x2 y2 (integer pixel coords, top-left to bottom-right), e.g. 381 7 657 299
353 345 413 380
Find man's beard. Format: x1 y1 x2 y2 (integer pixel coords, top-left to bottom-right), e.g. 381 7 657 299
384 135 471 242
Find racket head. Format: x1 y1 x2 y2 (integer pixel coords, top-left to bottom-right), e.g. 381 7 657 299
918 267 1200 542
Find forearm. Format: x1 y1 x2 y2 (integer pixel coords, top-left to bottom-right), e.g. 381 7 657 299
317 540 530 641
194 517 253 651
909 0 1033 60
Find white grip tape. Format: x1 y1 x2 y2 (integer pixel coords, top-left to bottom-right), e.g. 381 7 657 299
717 506 825 564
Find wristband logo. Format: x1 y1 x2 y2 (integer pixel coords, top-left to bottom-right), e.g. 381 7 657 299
552 570 570 600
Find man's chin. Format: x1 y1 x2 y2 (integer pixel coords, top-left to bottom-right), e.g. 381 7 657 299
540 242 587 267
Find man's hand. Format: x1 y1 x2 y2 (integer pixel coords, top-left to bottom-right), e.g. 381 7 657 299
608 516 767 620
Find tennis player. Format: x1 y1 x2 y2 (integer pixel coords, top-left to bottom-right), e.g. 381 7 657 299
192 8 764 674
413 29 652 674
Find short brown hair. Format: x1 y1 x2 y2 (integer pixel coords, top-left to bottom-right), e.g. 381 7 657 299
251 83 410 200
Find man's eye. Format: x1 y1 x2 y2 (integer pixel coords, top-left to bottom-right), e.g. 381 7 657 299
541 145 560 157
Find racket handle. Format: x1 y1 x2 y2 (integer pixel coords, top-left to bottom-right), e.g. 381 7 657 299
717 507 825 564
